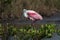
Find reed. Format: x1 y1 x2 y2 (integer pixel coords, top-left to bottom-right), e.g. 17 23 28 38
0 0 60 19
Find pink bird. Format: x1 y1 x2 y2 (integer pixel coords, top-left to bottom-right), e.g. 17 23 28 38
23 9 43 26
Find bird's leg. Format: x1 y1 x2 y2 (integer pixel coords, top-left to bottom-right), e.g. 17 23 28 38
25 17 29 21
31 20 36 27
31 19 38 27
31 21 33 26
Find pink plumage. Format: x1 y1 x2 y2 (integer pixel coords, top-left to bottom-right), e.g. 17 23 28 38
27 12 43 21
23 9 43 21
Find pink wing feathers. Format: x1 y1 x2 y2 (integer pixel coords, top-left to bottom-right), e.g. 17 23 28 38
27 12 43 20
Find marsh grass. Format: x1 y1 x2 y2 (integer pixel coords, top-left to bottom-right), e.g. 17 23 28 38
0 0 60 20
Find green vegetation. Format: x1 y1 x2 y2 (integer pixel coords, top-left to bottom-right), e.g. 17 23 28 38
8 24 56 40
57 29 60 35
0 23 60 40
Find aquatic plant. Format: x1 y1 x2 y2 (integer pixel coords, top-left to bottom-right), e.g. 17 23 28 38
7 24 56 40
57 29 60 35
0 23 60 40
44 24 56 38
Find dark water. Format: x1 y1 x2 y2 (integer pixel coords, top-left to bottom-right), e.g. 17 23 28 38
10 13 60 25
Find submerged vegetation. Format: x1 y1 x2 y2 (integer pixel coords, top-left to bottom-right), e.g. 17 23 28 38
0 23 60 40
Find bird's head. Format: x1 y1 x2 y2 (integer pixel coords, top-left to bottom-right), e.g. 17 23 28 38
23 9 27 12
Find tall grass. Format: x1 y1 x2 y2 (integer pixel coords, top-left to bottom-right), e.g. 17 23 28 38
0 0 60 19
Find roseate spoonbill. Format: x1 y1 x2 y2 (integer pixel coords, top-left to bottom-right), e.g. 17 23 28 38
23 9 43 26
